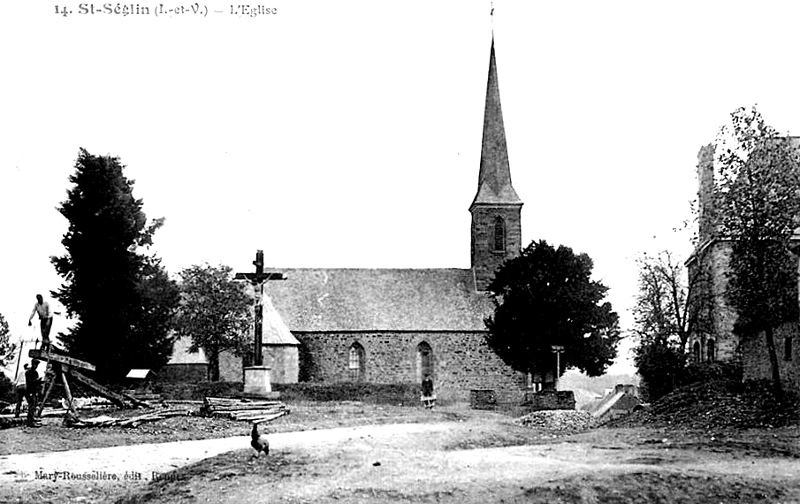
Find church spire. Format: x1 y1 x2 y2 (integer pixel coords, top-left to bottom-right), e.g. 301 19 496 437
470 37 523 292
471 38 522 208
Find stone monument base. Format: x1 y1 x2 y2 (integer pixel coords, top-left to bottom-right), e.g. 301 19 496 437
243 365 280 399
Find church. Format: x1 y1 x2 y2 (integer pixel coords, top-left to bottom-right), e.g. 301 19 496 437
168 38 530 404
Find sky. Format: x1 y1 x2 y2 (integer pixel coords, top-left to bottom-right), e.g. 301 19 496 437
3 1 800 378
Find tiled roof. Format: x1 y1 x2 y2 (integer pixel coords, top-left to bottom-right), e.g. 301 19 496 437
263 268 493 332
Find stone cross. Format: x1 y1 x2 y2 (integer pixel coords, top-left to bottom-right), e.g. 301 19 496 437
235 250 285 366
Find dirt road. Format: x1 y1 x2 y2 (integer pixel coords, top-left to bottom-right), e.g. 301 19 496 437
2 417 800 503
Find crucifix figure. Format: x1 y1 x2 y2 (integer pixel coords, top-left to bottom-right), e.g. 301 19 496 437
235 250 285 366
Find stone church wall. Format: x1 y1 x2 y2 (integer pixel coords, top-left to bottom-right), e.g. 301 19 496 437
688 239 739 363
741 322 800 389
296 331 526 404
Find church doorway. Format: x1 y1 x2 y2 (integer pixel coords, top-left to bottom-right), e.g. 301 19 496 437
417 341 434 382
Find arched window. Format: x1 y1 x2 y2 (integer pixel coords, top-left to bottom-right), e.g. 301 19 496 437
348 342 365 381
707 339 715 362
416 341 434 382
693 341 701 363
785 336 793 361
493 217 506 252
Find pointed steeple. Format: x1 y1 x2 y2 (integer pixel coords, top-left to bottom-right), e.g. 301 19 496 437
470 38 522 209
469 37 523 292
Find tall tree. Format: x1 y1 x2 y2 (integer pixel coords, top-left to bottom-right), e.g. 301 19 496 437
51 148 179 380
174 264 253 381
484 240 621 381
632 251 700 400
714 106 800 394
0 313 16 368
633 251 701 355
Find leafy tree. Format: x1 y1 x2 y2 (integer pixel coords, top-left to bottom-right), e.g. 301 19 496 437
631 251 700 400
174 264 253 381
0 313 16 368
51 148 180 381
484 240 621 381
713 106 800 394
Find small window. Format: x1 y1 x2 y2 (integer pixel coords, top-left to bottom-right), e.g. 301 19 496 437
707 339 715 362
348 342 365 381
785 336 793 361
693 341 701 363
493 217 506 252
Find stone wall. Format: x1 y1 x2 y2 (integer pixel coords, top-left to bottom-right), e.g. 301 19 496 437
265 345 299 384
688 239 739 363
296 331 526 403
471 206 522 291
741 321 800 388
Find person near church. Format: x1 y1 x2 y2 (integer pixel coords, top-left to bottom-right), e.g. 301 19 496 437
25 360 42 427
421 374 435 409
28 294 57 352
14 364 29 418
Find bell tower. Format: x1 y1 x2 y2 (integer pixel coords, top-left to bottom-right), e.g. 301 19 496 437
470 38 523 292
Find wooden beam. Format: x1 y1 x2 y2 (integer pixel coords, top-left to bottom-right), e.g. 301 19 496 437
28 349 96 372
59 366 78 416
37 372 58 417
69 370 129 408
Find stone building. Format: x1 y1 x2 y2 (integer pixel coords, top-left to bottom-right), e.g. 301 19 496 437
163 38 529 401
260 38 528 403
685 144 738 364
686 142 800 387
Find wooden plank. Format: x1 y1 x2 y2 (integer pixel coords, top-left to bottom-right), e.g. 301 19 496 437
28 349 96 372
37 373 58 417
69 370 129 408
59 367 78 416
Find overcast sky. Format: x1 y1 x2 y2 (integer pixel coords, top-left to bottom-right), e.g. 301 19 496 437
3 1 800 377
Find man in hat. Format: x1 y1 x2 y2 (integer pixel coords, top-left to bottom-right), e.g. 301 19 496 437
25 360 42 427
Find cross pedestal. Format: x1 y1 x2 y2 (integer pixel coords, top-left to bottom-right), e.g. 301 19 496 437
243 365 280 399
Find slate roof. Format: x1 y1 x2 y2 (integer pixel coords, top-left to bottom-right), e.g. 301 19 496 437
263 268 493 332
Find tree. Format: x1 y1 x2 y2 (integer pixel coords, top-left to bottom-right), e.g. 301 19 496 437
0 313 16 368
51 148 180 381
631 251 700 400
174 264 253 381
714 106 800 394
484 240 621 380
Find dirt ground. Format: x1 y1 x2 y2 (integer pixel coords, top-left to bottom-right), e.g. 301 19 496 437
2 403 800 504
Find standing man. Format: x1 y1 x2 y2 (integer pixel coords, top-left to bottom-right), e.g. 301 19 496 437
25 360 42 427
14 364 29 418
28 294 55 352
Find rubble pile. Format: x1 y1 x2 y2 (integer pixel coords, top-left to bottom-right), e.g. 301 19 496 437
611 380 800 430
514 409 595 435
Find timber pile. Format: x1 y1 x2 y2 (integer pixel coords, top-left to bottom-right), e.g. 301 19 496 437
201 397 289 423
65 407 194 428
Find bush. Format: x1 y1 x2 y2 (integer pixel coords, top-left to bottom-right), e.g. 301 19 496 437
153 381 244 400
273 382 420 405
0 373 14 404
681 361 742 385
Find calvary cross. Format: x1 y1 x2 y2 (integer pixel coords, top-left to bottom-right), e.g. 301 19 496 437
235 250 285 366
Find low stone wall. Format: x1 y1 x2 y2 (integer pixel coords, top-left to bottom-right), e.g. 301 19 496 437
522 390 576 411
